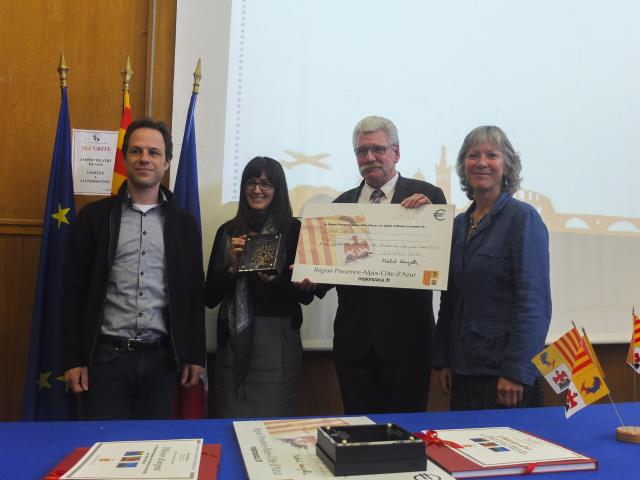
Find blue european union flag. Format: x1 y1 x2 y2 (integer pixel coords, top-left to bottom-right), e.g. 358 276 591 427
22 87 76 420
173 91 202 234
172 88 206 419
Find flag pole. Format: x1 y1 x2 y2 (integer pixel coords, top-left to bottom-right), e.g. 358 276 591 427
616 308 640 443
606 394 626 427
580 327 626 426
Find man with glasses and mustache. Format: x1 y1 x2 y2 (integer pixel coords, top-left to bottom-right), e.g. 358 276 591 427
324 115 447 414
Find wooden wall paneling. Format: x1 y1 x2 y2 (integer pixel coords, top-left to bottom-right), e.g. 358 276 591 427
0 219 43 237
0 235 41 420
145 0 177 125
0 0 151 221
145 0 177 187
297 351 344 416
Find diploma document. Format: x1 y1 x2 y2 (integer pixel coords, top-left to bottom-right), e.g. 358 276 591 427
425 427 597 477
60 439 203 479
293 203 454 290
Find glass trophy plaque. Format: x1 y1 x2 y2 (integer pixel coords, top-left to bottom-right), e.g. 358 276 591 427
238 233 285 275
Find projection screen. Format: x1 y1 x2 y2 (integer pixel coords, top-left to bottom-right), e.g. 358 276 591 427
172 0 640 349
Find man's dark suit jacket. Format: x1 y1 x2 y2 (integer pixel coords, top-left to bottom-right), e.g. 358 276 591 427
331 175 447 362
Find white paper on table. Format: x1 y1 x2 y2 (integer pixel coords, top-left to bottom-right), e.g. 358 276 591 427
234 416 453 479
427 427 591 467
61 438 203 479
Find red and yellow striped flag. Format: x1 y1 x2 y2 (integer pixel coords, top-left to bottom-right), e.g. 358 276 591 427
297 217 335 265
581 331 605 380
626 309 640 373
296 214 368 266
111 90 131 195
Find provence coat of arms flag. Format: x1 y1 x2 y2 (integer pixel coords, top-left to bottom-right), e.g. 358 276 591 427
564 338 610 418
626 309 640 373
531 327 581 394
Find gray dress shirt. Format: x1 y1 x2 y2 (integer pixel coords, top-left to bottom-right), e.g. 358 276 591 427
101 194 168 340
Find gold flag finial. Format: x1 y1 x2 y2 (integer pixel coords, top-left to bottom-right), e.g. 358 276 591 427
57 52 69 89
121 55 134 92
193 58 202 94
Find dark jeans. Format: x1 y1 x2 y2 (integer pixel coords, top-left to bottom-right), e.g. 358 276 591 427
335 352 430 414
84 342 177 420
450 374 544 411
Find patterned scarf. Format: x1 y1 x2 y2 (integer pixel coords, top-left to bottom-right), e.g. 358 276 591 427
220 219 275 397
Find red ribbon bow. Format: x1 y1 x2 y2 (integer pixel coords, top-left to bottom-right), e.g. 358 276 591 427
414 430 464 449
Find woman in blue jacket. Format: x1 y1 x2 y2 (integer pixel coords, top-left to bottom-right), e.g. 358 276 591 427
433 126 551 410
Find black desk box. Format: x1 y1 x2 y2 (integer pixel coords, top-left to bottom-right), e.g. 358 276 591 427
316 423 426 476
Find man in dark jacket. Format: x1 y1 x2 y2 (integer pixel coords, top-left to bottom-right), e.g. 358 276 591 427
60 118 205 419
328 115 446 414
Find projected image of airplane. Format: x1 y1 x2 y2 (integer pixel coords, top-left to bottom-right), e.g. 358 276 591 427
281 150 331 169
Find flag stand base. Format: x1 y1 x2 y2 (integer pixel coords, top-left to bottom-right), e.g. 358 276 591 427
615 426 640 443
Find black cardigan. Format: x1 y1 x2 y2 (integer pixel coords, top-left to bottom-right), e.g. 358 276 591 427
59 182 206 371
204 217 313 346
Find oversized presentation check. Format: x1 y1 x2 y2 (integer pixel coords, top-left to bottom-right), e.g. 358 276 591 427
292 203 454 290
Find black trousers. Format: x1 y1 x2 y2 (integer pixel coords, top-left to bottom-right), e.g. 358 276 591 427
335 352 430 414
84 342 177 420
450 374 544 411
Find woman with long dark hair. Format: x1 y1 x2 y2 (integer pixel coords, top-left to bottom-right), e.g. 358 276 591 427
204 156 313 417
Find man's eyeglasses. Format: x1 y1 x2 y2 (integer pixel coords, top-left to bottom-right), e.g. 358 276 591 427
245 179 274 190
354 144 396 158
